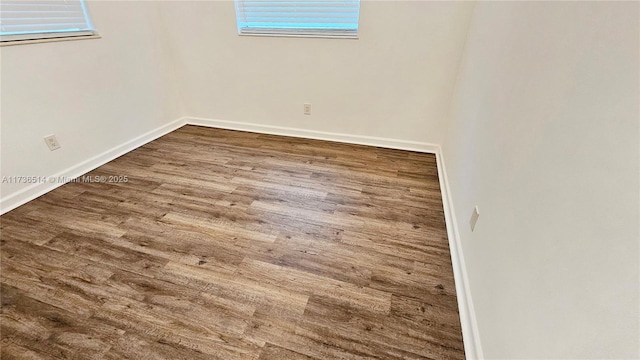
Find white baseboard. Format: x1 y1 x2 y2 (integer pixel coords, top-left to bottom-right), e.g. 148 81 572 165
435 147 484 360
0 115 482 360
185 117 439 154
0 116 436 214
188 116 482 358
0 118 186 215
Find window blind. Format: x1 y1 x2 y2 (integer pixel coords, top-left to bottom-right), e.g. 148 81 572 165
0 0 96 43
235 0 360 38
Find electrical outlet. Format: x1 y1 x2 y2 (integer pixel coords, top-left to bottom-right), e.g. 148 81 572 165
44 135 61 151
304 103 311 115
470 206 480 231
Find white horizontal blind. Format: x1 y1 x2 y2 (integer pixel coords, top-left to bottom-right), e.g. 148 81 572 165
235 0 360 38
0 0 95 43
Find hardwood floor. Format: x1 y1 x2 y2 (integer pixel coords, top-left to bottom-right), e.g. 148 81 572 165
0 125 464 359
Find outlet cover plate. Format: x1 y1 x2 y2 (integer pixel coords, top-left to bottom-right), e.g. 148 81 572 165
44 135 61 151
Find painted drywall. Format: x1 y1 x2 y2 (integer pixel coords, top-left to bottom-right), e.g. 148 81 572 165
0 0 181 204
442 1 639 358
157 0 474 145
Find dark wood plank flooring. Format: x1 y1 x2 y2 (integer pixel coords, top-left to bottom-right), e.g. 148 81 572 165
0 125 464 359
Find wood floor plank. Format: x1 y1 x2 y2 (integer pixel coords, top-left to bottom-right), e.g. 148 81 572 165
160 261 310 316
0 340 59 360
258 343 317 360
1 125 464 359
236 258 392 314
1 284 123 359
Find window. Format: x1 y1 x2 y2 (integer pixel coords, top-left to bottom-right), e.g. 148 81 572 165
0 0 97 44
234 0 360 38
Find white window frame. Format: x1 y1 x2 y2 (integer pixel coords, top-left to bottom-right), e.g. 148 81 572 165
234 0 360 39
0 0 99 46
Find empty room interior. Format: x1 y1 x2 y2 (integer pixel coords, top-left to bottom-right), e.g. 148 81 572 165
0 0 638 359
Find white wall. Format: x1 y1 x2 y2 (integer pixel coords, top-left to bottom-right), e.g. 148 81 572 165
0 0 181 206
2 1 638 357
442 2 639 358
158 0 474 144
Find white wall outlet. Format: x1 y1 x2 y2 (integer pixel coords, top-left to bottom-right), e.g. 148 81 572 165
44 135 61 151
303 103 311 115
470 205 480 232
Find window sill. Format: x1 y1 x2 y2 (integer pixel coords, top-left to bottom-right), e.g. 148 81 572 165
0 33 101 47
238 32 358 39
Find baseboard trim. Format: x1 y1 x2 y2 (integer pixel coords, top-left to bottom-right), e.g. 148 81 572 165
0 115 482 359
435 147 484 359
0 118 186 215
0 116 437 214
185 117 439 154
188 116 482 357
